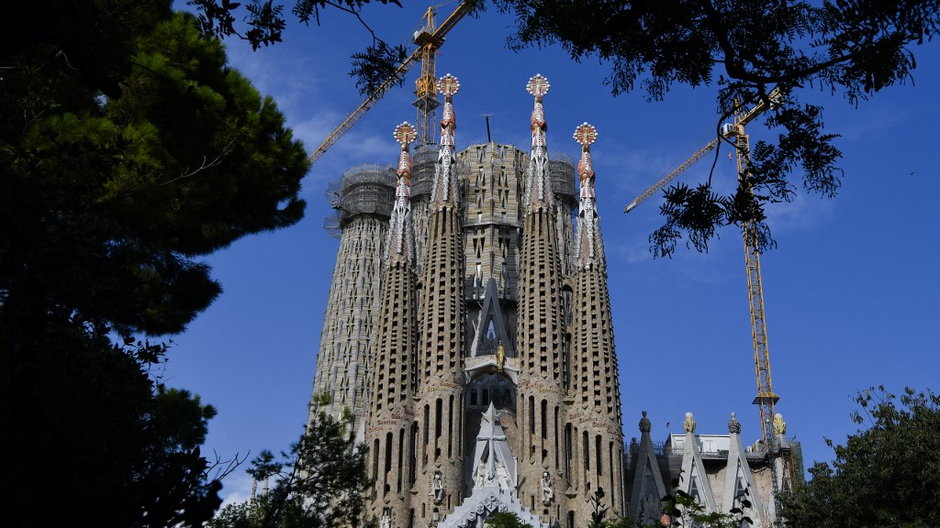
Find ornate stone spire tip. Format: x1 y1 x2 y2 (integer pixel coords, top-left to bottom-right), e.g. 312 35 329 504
683 411 696 433
728 412 741 434
393 122 417 147
438 74 460 97
639 411 651 433
573 122 598 147
574 122 597 187
773 412 787 436
526 74 550 99
393 122 416 182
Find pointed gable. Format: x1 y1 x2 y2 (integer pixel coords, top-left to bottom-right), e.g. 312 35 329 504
439 403 547 528
677 414 718 513
722 413 767 527
629 412 668 524
469 278 515 357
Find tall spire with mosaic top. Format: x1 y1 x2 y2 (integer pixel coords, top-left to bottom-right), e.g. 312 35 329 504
515 74 568 512
366 122 420 528
523 74 553 211
568 123 624 518
430 74 460 207
387 122 418 265
415 74 466 521
573 123 604 270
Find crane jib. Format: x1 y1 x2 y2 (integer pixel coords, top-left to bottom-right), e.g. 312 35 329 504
307 2 471 164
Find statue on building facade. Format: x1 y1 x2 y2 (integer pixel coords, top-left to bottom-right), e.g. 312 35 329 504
683 412 696 433
431 470 445 505
540 470 554 505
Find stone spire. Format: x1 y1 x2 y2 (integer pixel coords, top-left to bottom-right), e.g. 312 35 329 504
568 122 624 518
728 412 742 434
430 74 460 207
365 123 420 527
523 74 553 211
415 73 466 522
572 122 604 270
388 122 418 265
516 74 568 519
723 411 768 527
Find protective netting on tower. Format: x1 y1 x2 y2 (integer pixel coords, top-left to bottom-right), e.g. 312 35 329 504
409 146 439 198
323 164 397 237
548 153 576 200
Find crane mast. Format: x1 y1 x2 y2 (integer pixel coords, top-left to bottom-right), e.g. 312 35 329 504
412 3 469 145
307 2 470 163
732 124 780 443
412 7 441 146
624 87 784 477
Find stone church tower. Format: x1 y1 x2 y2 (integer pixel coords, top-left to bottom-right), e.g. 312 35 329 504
309 74 624 528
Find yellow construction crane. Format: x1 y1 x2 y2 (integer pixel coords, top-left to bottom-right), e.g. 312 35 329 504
623 88 784 444
306 1 470 164
623 87 782 214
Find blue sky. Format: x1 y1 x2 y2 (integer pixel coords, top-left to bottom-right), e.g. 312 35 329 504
165 2 940 504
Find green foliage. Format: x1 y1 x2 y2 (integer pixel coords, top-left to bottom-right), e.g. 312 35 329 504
495 0 939 255
349 39 409 95
2 2 309 526
1 2 308 337
587 487 611 528
188 0 402 49
209 411 371 528
601 516 640 528
2 315 222 527
659 490 744 528
485 512 533 528
780 387 940 528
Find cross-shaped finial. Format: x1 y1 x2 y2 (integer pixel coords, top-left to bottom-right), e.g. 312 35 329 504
438 74 460 96
393 122 417 146
573 122 597 146
526 74 550 98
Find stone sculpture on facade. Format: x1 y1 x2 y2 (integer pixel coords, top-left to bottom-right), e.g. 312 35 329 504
431 471 445 505
540 471 554 505
683 412 697 433
773 413 787 436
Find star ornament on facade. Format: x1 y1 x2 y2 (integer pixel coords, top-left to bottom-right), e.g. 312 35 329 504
393 122 417 146
526 74 550 99
573 122 598 147
438 74 460 97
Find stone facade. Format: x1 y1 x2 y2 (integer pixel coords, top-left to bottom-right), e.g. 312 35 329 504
624 411 803 528
309 75 625 528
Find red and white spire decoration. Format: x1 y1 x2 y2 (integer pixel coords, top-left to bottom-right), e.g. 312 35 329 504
388 121 417 262
525 74 552 210
394 122 417 186
574 122 597 199
431 74 461 206
573 122 603 267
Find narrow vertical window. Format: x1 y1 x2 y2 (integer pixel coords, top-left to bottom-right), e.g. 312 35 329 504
447 395 454 458
397 428 405 493
529 396 535 435
384 432 393 494
540 399 548 439
583 430 590 471
595 434 602 476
